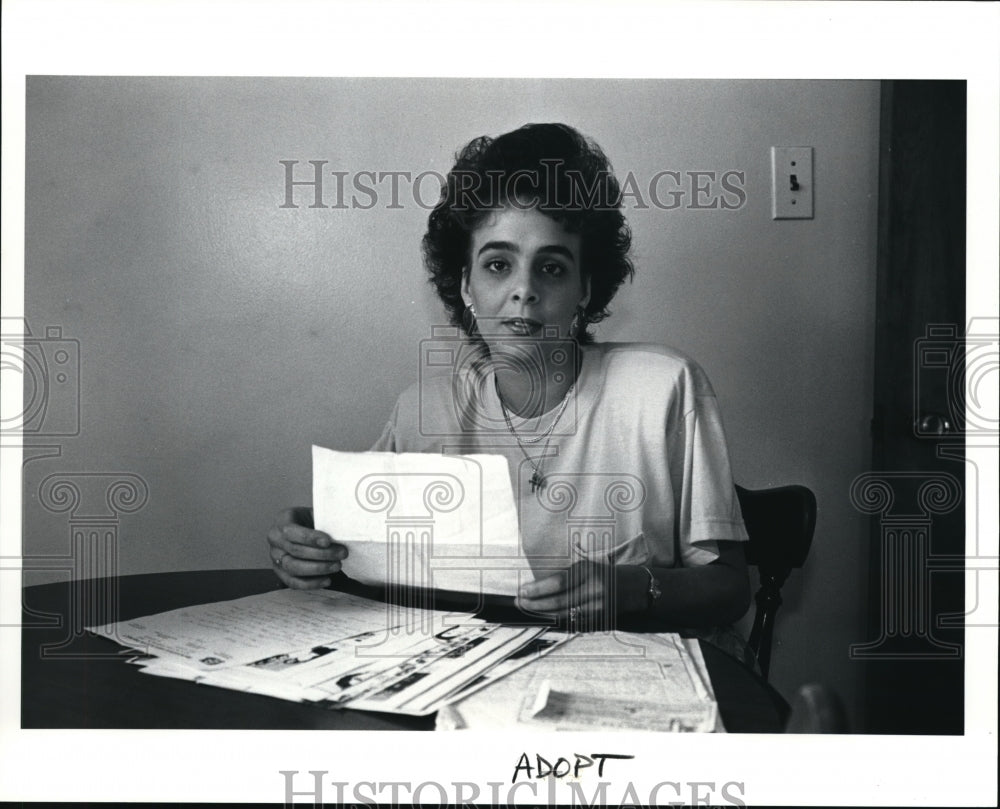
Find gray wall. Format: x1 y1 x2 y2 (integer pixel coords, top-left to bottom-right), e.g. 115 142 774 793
23 78 879 726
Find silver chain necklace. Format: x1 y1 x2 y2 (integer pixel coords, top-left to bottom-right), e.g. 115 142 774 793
495 377 575 492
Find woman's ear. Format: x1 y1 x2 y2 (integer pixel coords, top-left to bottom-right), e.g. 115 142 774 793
579 275 592 309
461 267 472 307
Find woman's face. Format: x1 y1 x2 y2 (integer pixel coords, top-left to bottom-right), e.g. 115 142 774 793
461 206 590 345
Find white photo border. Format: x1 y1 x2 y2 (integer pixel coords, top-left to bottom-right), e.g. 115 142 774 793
2 1 997 805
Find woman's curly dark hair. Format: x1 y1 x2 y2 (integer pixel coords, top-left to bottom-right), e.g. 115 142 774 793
422 123 634 343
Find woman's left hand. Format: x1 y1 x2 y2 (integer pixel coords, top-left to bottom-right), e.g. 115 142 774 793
517 561 647 629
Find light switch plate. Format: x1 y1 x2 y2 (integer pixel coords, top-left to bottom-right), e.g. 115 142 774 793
771 146 813 219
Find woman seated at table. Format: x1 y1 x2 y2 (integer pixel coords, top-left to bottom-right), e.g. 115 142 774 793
267 122 750 638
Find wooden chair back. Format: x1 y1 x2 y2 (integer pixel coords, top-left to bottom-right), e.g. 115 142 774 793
736 484 817 680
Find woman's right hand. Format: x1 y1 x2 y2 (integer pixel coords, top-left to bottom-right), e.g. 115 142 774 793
267 506 348 590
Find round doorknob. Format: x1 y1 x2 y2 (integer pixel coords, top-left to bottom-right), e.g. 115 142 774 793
916 413 953 435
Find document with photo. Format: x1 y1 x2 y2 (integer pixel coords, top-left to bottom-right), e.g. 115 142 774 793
88 587 475 670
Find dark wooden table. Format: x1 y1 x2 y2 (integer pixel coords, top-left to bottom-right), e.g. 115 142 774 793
20 569 789 732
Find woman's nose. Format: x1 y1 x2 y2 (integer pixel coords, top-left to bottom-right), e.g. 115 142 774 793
509 268 539 303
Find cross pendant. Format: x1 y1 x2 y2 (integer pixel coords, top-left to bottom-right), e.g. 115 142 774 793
529 471 545 492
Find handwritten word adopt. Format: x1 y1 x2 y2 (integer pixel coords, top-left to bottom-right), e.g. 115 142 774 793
511 752 634 783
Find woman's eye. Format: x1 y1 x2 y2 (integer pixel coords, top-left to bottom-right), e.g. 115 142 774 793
484 259 508 273
541 262 566 277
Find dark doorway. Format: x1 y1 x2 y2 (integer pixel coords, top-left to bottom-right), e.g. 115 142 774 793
858 80 966 734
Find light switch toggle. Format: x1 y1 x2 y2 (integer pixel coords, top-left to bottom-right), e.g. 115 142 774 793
771 146 813 219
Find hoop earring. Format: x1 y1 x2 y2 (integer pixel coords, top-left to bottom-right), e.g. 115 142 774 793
569 306 585 339
463 303 479 335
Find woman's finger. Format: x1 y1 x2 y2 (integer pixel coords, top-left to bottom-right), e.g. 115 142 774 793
270 553 334 590
272 550 342 579
272 564 332 590
267 525 347 562
519 570 568 600
517 592 568 613
519 588 605 614
518 567 608 613
282 523 334 549
280 523 337 550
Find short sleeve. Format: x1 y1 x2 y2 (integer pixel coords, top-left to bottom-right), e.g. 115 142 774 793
673 391 748 567
369 400 399 452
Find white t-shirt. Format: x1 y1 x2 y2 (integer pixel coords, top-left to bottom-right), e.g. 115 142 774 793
371 341 747 574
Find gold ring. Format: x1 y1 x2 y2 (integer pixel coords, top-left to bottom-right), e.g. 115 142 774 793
275 553 287 568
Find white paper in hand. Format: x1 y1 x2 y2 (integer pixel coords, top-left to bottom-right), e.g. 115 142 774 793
312 445 529 596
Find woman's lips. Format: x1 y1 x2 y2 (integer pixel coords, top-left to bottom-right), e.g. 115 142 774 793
500 318 543 336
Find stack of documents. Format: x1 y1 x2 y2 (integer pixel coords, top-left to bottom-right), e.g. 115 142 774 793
307 446 721 731
87 588 562 716
436 631 721 732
